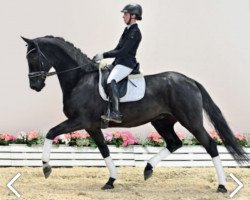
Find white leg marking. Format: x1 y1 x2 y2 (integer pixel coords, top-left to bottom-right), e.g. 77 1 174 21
212 155 226 185
42 138 53 163
104 156 117 179
149 148 171 167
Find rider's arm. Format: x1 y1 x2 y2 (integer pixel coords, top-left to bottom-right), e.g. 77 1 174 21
103 29 141 58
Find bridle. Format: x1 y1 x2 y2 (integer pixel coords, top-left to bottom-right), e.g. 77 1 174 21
26 42 97 79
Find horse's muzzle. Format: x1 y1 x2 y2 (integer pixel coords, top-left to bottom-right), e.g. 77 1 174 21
30 82 45 92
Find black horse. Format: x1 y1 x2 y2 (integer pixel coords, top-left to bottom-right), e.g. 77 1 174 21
22 36 248 192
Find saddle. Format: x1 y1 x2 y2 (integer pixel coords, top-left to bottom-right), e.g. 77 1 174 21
101 64 141 98
98 62 145 103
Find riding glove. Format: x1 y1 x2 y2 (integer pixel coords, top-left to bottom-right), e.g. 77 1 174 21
93 53 103 62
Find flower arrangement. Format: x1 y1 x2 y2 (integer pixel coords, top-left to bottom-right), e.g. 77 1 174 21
104 131 139 147
189 131 223 145
209 130 223 145
0 133 17 145
144 132 186 147
144 132 165 147
16 131 43 146
234 132 248 147
67 131 96 148
0 130 249 147
53 134 71 146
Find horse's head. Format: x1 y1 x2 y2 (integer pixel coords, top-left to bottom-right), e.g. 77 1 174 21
21 36 52 92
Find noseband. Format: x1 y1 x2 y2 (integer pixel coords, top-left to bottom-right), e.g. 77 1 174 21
26 42 97 79
26 45 52 79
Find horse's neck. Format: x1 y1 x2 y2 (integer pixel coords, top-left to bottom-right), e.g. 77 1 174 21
57 71 80 98
44 39 97 99
55 64 98 101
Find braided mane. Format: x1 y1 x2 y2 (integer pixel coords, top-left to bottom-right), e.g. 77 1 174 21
43 35 94 66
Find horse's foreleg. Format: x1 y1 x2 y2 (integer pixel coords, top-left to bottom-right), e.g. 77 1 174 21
42 138 53 178
42 119 83 178
86 129 117 190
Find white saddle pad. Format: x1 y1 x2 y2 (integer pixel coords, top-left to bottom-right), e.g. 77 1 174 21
98 68 146 103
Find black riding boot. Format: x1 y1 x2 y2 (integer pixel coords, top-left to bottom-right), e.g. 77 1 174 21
101 80 122 123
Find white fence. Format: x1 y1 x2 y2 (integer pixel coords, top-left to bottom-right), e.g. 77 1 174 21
0 145 249 167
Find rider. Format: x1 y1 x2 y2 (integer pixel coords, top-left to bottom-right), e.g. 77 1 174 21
93 3 142 123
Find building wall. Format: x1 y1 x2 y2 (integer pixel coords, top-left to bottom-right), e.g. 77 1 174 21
0 0 249 136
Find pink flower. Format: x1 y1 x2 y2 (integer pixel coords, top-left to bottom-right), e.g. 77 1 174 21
146 132 165 146
27 131 39 141
113 131 121 139
120 131 139 147
121 132 128 143
147 132 162 142
209 130 218 138
147 132 154 140
177 132 185 141
70 131 89 139
121 132 128 141
209 130 221 142
104 132 113 141
0 133 17 141
153 137 160 142
64 133 71 140
235 132 247 141
81 132 90 139
70 131 81 139
53 136 60 143
11 135 16 140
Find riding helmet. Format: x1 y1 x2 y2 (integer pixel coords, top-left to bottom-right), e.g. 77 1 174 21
121 3 142 20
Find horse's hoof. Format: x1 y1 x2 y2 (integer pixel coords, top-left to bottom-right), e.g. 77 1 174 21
101 184 114 190
144 169 153 181
43 164 52 179
217 184 227 193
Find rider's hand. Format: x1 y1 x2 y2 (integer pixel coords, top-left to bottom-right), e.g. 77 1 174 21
93 53 103 62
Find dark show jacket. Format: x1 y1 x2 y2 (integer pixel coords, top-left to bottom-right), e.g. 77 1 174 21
103 23 142 69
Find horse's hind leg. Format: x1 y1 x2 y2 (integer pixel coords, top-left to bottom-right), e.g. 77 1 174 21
152 117 182 153
86 128 117 190
187 126 227 193
144 116 182 180
175 107 227 193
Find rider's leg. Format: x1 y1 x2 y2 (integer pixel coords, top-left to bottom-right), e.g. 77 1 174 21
107 64 133 84
102 65 132 123
107 80 122 123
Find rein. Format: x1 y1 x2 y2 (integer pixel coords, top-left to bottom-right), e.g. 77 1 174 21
27 44 98 79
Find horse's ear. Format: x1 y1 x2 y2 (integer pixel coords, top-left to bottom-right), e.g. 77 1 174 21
21 36 33 44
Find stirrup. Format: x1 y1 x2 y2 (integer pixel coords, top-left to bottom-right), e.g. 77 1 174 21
101 113 122 123
101 114 110 121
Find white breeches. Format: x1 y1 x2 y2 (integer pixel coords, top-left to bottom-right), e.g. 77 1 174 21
107 64 133 84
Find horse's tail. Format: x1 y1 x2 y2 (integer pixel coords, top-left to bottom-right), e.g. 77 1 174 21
194 81 249 164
